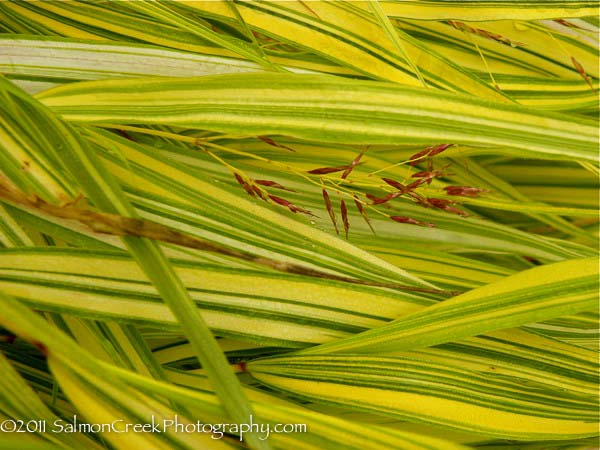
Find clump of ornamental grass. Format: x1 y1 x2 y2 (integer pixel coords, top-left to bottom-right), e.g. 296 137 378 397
0 2 598 450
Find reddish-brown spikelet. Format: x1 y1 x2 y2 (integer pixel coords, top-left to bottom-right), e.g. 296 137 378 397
409 144 453 166
427 198 452 207
390 216 435 227
268 194 313 216
571 57 594 89
233 173 258 198
340 199 350 239
408 148 432 166
365 193 378 202
411 163 451 185
477 29 525 47
411 170 429 178
411 171 435 185
255 179 295 191
268 194 293 208
251 185 266 200
444 205 469 217
366 192 402 205
448 20 479 35
290 204 314 216
233 173 245 186
241 182 256 197
428 143 454 157
354 196 375 234
258 136 295 152
341 153 364 179
406 179 426 190
322 189 339 234
427 198 469 216
443 186 488 197
308 165 350 175
382 178 409 193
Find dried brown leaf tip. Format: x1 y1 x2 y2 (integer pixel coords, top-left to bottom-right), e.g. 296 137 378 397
443 186 488 197
571 57 594 90
409 144 453 166
322 189 339 234
340 198 350 239
258 136 295 152
390 215 435 228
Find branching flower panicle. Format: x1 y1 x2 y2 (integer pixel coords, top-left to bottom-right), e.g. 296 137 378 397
228 143 485 235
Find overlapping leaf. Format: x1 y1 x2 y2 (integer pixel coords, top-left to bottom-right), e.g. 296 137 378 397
37 73 599 161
